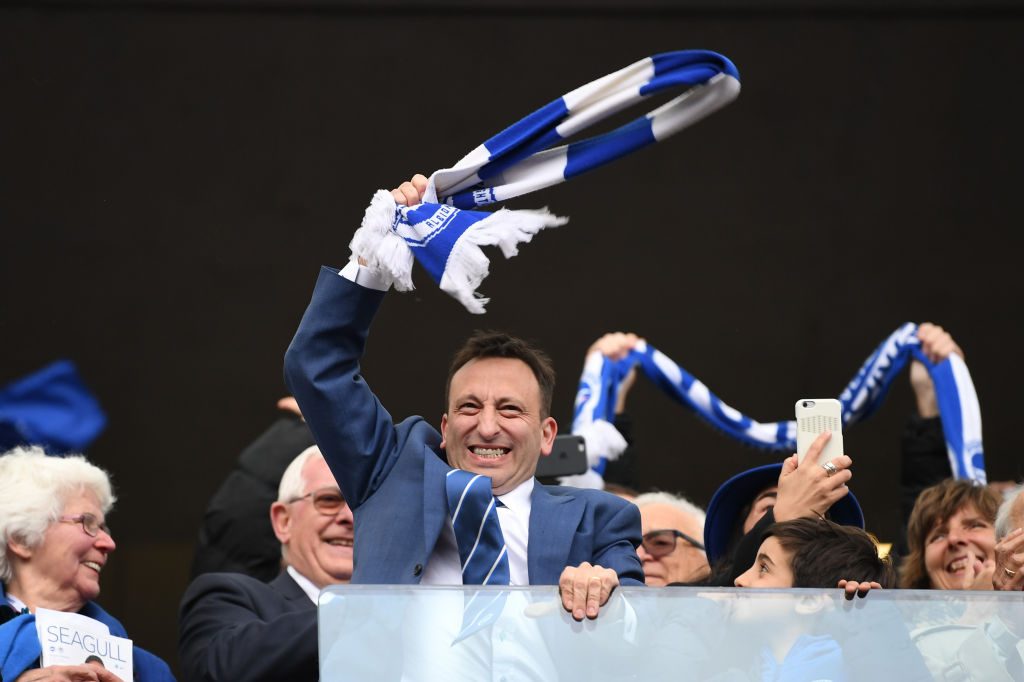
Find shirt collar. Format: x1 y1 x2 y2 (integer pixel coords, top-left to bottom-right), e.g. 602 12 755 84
286 565 321 604
5 591 27 614
496 477 534 514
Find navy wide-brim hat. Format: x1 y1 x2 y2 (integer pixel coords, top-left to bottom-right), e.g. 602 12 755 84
703 462 865 564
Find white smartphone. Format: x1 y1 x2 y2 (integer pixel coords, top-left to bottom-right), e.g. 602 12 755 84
794 399 844 465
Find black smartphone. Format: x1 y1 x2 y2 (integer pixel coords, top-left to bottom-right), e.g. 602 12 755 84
535 434 588 479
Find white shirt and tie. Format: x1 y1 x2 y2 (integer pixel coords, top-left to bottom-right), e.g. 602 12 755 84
328 260 637 681
339 258 533 588
422 477 534 587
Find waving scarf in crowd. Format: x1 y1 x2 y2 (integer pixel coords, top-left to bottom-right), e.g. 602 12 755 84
0 360 106 453
571 323 985 485
351 50 741 313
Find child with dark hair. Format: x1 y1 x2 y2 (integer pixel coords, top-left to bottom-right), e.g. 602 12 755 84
735 518 893 592
722 519 920 681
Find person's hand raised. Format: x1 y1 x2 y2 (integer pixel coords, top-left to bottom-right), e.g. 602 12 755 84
391 174 429 207
773 432 852 523
993 527 1024 591
910 323 964 418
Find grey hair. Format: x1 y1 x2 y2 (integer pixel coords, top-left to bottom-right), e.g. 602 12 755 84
277 445 323 502
633 491 707 532
0 446 115 582
995 485 1024 540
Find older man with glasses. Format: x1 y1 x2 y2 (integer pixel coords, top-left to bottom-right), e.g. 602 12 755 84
178 445 353 682
633 492 710 585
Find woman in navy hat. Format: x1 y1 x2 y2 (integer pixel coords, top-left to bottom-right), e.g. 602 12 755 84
702 432 865 586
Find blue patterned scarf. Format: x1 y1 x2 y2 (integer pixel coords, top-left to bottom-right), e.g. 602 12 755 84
571 323 986 484
350 50 740 312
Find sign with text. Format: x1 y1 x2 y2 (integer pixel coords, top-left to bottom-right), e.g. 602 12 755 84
35 608 133 681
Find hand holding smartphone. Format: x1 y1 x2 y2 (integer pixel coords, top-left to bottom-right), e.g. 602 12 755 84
795 399 844 465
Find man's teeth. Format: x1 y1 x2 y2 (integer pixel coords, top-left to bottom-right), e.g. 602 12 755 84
83 561 101 572
472 447 509 458
327 539 353 547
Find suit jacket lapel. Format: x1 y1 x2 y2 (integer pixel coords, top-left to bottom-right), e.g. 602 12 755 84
271 571 315 608
528 483 584 584
422 445 450 568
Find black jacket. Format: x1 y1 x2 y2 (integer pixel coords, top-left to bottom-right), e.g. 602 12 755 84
190 416 315 582
178 571 317 682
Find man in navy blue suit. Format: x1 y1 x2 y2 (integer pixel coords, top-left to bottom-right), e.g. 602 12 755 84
178 446 354 681
285 174 643 621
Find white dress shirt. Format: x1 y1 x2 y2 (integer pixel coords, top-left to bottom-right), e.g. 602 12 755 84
286 565 321 604
339 257 391 291
421 478 534 586
5 592 27 613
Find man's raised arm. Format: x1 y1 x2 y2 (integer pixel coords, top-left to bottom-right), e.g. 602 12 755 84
283 175 429 509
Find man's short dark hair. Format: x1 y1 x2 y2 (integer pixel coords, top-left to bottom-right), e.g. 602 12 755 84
446 331 556 418
765 518 894 588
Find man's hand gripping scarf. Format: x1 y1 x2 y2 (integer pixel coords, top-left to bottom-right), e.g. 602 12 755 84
350 50 740 313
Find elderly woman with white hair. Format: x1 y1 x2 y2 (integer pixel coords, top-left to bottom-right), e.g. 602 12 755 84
0 446 174 682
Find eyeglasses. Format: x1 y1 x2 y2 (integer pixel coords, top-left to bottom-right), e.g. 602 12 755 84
287 487 348 516
641 529 705 558
58 513 111 538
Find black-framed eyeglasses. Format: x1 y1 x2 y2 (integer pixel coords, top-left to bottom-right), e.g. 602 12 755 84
57 513 111 538
287 487 348 516
641 529 705 558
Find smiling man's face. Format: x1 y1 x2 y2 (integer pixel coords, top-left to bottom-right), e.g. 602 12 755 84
271 455 354 588
637 503 709 586
441 357 557 495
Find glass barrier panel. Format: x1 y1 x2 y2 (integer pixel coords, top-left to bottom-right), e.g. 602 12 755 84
319 585 1023 681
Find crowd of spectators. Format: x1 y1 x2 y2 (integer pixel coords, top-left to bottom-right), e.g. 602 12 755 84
1 174 1020 681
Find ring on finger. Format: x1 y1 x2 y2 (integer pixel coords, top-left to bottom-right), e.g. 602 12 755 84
821 462 838 477
1005 567 1017 577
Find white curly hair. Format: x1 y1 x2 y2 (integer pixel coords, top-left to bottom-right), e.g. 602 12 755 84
0 446 115 582
633 491 706 533
995 485 1024 540
277 445 324 502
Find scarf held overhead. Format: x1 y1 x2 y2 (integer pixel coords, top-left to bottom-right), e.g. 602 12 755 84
351 50 740 313
571 323 985 485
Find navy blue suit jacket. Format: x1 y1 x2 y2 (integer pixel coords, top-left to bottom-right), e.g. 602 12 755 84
178 571 318 682
284 267 644 586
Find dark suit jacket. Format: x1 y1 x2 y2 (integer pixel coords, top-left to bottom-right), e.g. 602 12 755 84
284 267 644 586
177 571 318 682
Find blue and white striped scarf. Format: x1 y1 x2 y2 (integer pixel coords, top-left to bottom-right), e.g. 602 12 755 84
351 50 740 313
570 323 986 486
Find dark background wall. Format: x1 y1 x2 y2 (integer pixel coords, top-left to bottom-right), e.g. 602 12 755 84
2 1 1022 670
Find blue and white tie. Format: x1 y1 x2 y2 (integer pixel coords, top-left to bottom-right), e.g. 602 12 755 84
445 469 511 586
